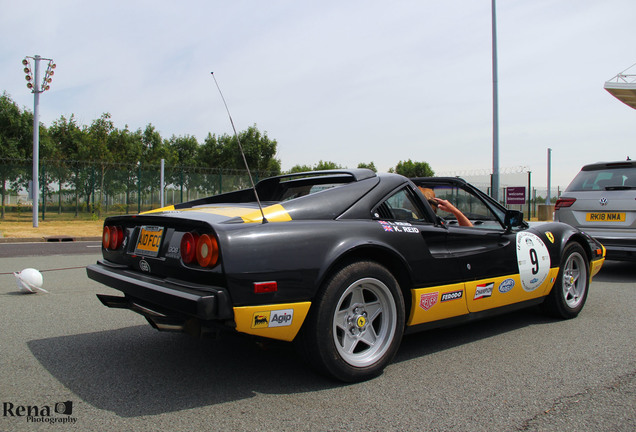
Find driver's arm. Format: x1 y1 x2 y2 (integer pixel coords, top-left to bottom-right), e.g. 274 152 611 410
433 198 473 227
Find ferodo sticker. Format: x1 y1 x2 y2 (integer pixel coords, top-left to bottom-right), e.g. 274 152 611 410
251 309 294 329
440 290 463 302
516 232 551 292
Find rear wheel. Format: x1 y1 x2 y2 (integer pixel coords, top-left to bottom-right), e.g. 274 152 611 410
543 243 589 318
297 261 405 382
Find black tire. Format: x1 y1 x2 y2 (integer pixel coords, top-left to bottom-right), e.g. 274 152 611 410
297 261 405 382
542 243 589 319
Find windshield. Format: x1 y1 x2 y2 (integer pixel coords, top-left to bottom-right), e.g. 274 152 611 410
566 167 636 191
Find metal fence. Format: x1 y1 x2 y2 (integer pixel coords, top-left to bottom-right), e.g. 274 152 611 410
0 159 562 219
438 167 564 219
0 158 275 218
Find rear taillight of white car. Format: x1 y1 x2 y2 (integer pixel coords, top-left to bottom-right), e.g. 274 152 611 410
555 197 576 210
102 225 124 250
180 232 219 268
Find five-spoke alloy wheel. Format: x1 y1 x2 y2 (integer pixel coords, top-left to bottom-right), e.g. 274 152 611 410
297 261 405 382
543 242 589 318
333 277 398 368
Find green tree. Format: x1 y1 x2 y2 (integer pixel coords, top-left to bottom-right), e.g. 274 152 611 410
287 164 313 173
286 161 344 174
391 159 434 177
0 93 31 218
357 162 377 172
49 115 76 214
168 134 199 167
49 114 90 216
199 125 279 173
238 125 281 174
137 123 175 209
108 126 144 213
29 112 61 220
87 113 115 215
166 134 200 202
314 160 343 170
0 93 286 213
141 123 172 164
199 125 281 193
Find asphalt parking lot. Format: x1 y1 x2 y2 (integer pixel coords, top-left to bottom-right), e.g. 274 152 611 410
1 244 634 431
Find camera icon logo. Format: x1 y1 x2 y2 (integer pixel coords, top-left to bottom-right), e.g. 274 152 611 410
55 401 73 416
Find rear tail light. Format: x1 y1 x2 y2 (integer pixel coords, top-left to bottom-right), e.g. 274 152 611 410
102 226 110 248
180 231 219 268
555 197 576 210
180 232 199 264
102 225 124 250
196 234 219 267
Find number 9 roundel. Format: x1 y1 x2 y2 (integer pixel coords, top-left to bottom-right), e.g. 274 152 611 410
516 232 551 292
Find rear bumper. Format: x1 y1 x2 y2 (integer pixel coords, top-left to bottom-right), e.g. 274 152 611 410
86 260 233 320
592 236 636 261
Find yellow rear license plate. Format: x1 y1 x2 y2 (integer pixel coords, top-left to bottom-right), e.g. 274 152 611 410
134 226 164 256
586 212 625 222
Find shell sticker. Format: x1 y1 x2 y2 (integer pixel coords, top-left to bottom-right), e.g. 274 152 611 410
516 232 551 292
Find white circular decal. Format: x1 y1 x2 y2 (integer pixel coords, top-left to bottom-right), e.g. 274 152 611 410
516 232 550 292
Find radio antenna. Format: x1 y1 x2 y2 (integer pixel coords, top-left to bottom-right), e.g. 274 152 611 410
211 72 267 223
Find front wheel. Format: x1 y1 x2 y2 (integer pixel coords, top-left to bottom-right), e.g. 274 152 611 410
543 243 589 319
297 261 405 382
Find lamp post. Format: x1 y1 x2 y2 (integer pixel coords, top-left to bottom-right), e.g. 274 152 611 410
491 0 500 202
22 55 56 228
546 148 552 205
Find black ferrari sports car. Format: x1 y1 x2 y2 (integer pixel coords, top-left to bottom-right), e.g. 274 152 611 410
87 169 605 382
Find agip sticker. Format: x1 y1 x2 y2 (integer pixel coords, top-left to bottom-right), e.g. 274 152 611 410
516 232 551 292
251 309 294 328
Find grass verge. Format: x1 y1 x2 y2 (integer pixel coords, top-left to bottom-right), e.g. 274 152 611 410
0 219 103 238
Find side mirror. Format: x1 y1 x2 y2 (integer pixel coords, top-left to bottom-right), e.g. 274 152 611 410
504 210 525 229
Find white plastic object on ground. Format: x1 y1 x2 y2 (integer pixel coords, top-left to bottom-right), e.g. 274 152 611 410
14 268 48 293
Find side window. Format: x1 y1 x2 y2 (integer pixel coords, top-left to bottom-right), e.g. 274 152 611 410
373 188 430 223
431 185 501 228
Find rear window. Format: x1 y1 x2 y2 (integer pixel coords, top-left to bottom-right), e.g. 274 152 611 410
280 183 345 201
566 167 636 191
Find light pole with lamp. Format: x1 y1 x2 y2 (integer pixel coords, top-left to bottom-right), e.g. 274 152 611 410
491 0 500 202
22 55 56 228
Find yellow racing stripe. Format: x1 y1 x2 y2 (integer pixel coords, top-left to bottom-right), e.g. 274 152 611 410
140 205 176 214
240 204 292 223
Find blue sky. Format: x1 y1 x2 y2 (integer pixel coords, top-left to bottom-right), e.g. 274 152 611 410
1 0 635 188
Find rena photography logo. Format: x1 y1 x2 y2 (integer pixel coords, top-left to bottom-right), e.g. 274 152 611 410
3 400 78 425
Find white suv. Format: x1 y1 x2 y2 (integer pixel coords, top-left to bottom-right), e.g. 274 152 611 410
555 160 636 261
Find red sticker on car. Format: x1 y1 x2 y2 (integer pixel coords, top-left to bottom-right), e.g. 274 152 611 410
419 292 438 311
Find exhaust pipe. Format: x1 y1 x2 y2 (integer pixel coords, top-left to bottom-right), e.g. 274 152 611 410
96 294 217 338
